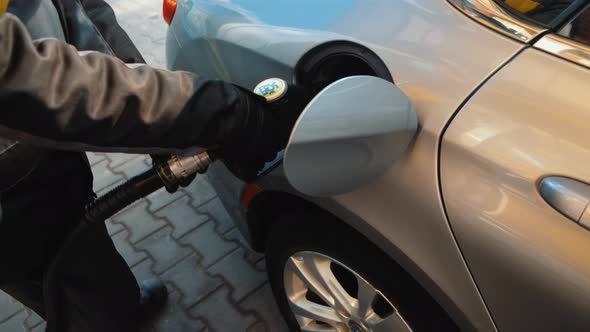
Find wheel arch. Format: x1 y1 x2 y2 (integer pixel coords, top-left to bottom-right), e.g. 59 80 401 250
246 190 320 252
248 190 461 331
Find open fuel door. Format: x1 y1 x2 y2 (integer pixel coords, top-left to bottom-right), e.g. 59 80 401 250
284 76 417 197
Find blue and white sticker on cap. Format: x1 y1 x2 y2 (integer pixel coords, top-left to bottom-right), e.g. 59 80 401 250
254 78 287 103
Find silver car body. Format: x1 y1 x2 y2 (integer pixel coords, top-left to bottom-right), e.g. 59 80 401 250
166 1 590 331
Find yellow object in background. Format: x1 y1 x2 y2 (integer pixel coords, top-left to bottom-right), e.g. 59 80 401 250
505 0 542 13
0 0 9 14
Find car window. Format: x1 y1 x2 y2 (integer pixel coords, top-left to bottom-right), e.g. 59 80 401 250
495 0 574 25
558 4 590 45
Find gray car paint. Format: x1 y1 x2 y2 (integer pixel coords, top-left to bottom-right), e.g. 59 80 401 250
285 76 417 197
165 0 527 330
441 47 590 332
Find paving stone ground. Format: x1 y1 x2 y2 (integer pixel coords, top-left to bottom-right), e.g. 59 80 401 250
0 1 288 331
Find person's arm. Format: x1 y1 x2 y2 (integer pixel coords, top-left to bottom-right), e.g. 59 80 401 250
79 0 145 63
0 13 256 154
58 0 146 64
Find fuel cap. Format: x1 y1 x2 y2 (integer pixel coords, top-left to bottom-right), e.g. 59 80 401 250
253 78 288 103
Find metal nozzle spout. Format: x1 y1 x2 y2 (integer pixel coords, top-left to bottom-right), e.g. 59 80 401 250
167 151 212 179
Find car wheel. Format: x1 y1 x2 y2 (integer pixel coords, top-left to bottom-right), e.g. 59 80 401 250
265 209 459 332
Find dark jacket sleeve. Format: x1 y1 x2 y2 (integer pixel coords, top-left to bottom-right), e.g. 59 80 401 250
58 0 145 63
79 0 145 63
0 13 254 154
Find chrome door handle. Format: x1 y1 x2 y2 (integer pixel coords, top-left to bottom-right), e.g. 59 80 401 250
540 177 590 230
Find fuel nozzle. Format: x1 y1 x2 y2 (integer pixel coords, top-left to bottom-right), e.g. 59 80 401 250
162 78 298 190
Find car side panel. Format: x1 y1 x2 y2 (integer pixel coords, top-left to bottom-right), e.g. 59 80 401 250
166 1 524 330
441 49 590 331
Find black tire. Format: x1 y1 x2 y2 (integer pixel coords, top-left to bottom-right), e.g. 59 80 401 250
265 209 459 332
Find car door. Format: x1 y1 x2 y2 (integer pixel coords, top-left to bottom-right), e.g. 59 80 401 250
441 3 590 331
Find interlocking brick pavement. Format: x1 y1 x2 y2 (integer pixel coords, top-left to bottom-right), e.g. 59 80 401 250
1 153 288 332
0 0 289 330
190 287 259 332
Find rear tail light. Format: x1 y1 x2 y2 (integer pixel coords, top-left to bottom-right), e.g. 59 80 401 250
163 0 177 25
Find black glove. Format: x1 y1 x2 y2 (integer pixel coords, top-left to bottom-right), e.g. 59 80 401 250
218 86 308 182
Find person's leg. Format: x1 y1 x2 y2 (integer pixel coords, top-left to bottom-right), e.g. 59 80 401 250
0 151 84 320
47 219 142 332
3 280 45 318
0 151 150 332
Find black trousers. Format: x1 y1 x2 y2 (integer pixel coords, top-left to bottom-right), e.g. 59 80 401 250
0 151 141 332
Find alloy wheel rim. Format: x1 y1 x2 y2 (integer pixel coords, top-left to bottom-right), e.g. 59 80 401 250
283 251 413 332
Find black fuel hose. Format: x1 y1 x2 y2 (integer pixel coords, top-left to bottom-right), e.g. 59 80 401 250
83 167 164 223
